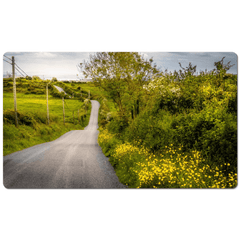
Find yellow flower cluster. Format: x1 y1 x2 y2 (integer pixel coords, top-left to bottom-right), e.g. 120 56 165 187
113 142 237 188
98 128 237 188
98 128 114 143
113 142 148 159
138 147 237 188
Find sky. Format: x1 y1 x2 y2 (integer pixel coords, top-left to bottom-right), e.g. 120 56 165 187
3 52 238 80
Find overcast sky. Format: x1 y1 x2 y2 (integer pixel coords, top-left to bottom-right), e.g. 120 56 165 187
3 52 237 80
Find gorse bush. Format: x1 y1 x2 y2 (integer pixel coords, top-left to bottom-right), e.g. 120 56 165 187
98 129 237 188
98 127 122 158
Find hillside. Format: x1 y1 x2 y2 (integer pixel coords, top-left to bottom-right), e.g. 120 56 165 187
3 78 92 155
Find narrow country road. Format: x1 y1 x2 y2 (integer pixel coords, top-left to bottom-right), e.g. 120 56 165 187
53 85 67 94
53 85 71 97
3 100 126 189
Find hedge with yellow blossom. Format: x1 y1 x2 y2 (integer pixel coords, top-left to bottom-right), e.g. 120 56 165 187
99 129 237 188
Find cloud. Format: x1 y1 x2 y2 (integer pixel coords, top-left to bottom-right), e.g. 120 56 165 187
34 52 57 58
140 52 149 59
3 52 237 79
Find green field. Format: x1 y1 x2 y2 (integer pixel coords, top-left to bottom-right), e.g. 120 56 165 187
65 82 103 97
3 92 87 124
3 79 92 155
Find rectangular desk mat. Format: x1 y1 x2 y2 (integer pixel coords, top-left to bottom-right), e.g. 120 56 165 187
3 52 238 189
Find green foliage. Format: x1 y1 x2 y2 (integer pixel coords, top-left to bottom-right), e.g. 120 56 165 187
98 128 122 159
54 81 89 100
98 128 237 188
26 76 32 80
214 57 235 76
48 84 63 98
96 55 237 188
82 52 160 120
32 75 42 81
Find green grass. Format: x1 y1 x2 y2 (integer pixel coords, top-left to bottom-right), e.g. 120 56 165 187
3 92 56 99
3 123 82 156
3 92 87 124
3 91 91 156
66 82 103 97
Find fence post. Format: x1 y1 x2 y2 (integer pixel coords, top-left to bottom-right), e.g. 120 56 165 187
78 109 80 124
73 110 74 124
12 56 18 127
62 97 65 125
46 83 50 125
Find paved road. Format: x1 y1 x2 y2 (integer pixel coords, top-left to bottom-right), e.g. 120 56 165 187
3 100 126 189
53 85 67 94
53 85 71 98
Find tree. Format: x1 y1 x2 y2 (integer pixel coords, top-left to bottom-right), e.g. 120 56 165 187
178 62 197 79
51 77 58 82
213 57 235 90
25 76 32 80
32 75 41 81
214 57 235 75
81 52 160 119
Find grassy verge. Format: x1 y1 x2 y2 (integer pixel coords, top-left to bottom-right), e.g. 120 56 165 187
4 123 80 156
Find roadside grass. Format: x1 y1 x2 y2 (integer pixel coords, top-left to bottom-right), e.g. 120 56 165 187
3 122 84 156
3 109 91 156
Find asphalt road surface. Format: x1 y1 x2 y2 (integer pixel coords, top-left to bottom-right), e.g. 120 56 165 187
53 85 67 94
3 100 126 189
53 85 71 98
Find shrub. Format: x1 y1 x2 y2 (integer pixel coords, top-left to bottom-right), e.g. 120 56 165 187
107 140 237 188
98 128 122 158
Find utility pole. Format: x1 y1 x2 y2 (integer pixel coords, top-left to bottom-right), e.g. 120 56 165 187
62 97 65 125
46 83 50 125
12 56 18 127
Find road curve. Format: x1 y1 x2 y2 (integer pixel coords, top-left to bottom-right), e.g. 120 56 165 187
3 100 126 189
53 85 67 94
